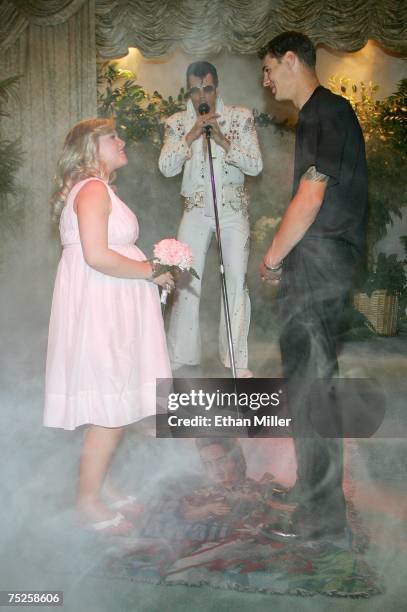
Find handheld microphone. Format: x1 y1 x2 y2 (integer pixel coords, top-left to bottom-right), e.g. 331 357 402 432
198 102 211 135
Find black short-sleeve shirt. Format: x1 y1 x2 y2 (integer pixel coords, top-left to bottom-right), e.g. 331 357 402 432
294 86 368 255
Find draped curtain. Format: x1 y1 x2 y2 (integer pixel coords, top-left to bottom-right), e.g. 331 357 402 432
2 1 407 57
0 0 96 211
0 0 96 325
94 0 407 58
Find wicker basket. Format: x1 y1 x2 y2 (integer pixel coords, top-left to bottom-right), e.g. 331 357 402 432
354 290 399 336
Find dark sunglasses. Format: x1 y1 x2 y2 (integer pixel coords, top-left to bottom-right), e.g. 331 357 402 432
186 85 216 97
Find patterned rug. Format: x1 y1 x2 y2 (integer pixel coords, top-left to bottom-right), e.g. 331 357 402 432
101 531 381 597
97 484 382 598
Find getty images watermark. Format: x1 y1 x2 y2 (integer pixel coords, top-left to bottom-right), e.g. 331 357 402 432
155 378 389 438
166 387 290 429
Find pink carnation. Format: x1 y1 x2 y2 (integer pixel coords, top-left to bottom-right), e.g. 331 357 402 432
153 238 193 269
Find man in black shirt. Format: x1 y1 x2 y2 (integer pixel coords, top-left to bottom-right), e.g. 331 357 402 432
259 32 368 539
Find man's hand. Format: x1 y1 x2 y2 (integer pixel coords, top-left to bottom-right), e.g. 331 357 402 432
185 112 220 147
259 251 283 285
186 113 230 152
204 117 230 151
260 263 282 285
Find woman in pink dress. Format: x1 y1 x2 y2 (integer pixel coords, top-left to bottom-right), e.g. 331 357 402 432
44 118 173 534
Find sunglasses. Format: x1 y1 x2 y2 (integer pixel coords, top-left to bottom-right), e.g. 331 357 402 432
186 85 216 97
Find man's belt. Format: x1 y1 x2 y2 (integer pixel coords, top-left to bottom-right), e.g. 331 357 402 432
183 185 249 215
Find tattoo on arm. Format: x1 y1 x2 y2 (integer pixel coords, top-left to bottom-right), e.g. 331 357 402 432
302 165 329 183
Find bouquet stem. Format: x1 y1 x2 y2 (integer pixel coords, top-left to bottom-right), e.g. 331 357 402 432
160 288 168 315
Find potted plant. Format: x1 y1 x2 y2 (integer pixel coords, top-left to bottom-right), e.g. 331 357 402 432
354 250 407 335
329 77 407 335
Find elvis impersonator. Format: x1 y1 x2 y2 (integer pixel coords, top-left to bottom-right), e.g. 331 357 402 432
159 61 263 377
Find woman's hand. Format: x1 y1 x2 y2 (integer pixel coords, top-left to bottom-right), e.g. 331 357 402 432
151 270 175 293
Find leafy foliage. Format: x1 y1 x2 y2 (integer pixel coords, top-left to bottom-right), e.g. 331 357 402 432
328 77 407 260
0 76 24 267
0 139 23 201
252 109 295 133
0 76 20 117
363 248 407 330
0 76 23 209
339 300 376 340
97 62 186 147
365 253 407 296
379 78 407 159
328 77 407 333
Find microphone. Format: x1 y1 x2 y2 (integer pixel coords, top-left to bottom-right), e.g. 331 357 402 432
198 102 211 135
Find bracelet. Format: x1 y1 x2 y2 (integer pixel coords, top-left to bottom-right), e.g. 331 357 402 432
264 260 283 272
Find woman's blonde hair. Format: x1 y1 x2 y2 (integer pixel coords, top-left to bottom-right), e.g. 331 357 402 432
50 118 116 221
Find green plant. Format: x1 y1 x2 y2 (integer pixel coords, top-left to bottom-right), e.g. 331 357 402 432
329 78 406 256
365 253 406 296
0 76 24 266
0 76 23 208
379 78 407 159
252 109 295 132
400 235 407 261
0 76 20 115
359 242 407 331
327 77 407 335
97 62 186 146
329 77 407 263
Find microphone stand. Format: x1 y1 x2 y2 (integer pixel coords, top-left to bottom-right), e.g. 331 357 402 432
202 120 237 379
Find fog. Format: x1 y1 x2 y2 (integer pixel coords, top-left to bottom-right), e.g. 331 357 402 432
1 56 407 612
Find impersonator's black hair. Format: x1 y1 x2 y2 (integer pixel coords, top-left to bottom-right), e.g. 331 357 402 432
186 61 219 87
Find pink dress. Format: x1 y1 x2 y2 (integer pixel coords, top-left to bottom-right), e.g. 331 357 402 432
44 178 171 430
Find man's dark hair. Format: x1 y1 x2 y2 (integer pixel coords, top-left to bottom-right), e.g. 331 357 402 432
258 31 316 69
186 61 219 88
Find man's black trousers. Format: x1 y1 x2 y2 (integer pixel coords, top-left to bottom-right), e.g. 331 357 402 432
278 237 357 530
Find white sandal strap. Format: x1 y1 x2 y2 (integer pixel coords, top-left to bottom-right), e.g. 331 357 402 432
109 495 138 510
91 512 124 531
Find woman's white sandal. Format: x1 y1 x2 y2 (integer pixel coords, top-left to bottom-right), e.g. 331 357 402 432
109 495 144 517
85 512 134 535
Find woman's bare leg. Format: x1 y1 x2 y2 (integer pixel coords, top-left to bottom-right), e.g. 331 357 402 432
77 425 124 522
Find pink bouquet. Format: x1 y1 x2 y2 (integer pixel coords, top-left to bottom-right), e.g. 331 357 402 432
152 238 199 307
153 238 194 270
